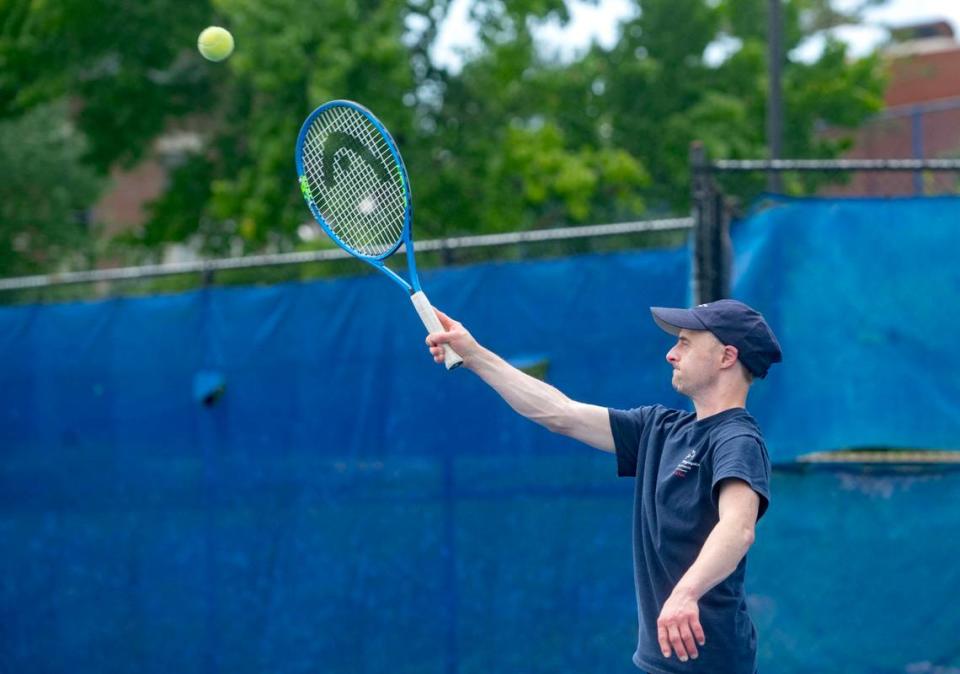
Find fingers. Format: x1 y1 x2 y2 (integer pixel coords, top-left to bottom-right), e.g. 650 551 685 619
657 618 703 662
433 308 454 330
425 336 446 363
678 621 699 660
692 619 706 648
657 623 671 660
425 332 451 347
668 624 687 661
424 309 469 366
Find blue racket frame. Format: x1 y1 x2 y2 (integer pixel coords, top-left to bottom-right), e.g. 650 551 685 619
295 99 423 295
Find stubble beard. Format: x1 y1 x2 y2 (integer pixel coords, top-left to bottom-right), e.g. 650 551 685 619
672 368 708 398
671 369 685 395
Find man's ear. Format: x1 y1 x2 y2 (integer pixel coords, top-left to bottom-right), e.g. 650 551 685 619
720 344 740 370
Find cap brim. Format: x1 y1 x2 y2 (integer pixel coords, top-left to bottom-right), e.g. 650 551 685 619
650 307 708 336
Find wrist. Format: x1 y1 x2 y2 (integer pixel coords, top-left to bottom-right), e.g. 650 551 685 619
462 345 488 373
673 580 704 601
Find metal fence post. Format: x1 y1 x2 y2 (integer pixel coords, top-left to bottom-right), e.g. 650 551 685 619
690 143 732 305
911 106 925 195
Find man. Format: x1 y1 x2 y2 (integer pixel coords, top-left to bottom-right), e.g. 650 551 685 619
425 299 782 674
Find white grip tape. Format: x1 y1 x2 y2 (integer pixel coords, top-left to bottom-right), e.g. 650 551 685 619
410 291 463 370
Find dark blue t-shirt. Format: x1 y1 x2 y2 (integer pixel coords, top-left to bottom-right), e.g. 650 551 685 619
608 405 771 674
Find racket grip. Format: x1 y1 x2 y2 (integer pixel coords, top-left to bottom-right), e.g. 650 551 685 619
410 291 463 370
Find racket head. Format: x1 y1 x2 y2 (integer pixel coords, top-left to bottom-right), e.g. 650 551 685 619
295 100 412 261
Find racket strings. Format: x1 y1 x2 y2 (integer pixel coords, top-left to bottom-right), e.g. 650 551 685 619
302 107 405 253
300 106 407 257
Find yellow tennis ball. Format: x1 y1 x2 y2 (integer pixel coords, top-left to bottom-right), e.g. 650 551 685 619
197 26 234 62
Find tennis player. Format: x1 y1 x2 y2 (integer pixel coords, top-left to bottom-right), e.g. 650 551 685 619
425 299 781 674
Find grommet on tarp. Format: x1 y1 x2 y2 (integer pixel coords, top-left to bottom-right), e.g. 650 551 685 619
193 370 226 407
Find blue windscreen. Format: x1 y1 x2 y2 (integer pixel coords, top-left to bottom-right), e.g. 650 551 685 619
2 198 959 674
732 196 960 460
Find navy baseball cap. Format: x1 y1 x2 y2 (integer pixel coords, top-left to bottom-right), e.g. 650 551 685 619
650 299 782 378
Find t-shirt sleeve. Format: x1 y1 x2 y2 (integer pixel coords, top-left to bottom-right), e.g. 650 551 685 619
711 434 772 521
608 406 655 478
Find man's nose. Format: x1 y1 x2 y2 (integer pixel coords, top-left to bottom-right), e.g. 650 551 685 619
666 349 678 365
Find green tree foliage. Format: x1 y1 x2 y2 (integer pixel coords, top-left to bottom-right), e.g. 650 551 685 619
413 4 650 236
566 0 887 209
0 102 102 274
0 0 211 168
0 0 888 273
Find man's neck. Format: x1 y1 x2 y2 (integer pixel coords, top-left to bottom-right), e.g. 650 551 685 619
691 388 748 421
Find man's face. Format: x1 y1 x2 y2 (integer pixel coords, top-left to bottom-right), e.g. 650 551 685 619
665 328 727 396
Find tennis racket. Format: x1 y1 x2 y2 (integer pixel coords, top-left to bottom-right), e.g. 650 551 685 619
295 99 462 370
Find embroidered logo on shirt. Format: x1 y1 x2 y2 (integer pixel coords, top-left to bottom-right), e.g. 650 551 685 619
673 450 700 478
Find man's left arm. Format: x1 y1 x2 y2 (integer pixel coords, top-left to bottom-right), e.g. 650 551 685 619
655 479 760 662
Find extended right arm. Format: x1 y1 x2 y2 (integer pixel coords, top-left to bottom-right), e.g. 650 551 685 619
425 310 614 453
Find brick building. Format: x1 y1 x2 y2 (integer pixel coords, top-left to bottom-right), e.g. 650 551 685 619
824 20 960 196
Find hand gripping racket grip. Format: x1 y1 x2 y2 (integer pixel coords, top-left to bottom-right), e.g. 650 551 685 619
410 291 463 370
